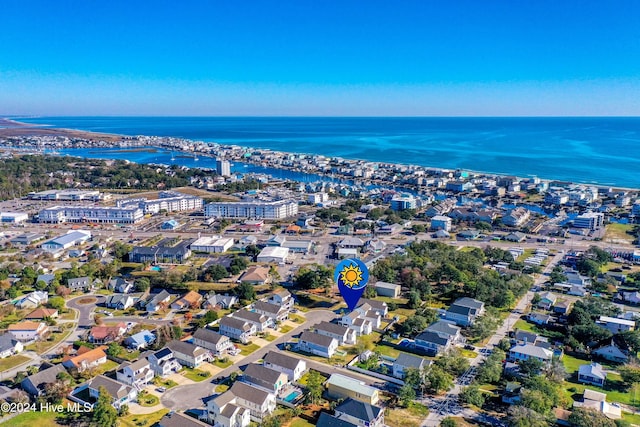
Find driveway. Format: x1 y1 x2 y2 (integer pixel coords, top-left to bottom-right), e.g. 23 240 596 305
161 309 336 410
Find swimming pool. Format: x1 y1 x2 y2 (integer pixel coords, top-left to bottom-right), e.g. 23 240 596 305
283 390 301 402
151 266 162 272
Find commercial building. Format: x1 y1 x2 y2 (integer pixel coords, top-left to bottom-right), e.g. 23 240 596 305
0 212 28 223
216 159 231 177
256 246 290 264
390 193 417 211
38 205 143 224
27 189 106 201
117 191 203 214
430 215 452 231
573 212 605 230
129 239 193 263
205 199 298 219
190 236 234 253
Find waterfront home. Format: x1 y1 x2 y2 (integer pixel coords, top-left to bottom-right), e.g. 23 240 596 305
592 337 629 363
147 347 182 377
219 316 256 343
233 309 272 331
0 333 23 358
334 398 385 427
262 351 307 382
105 294 135 310
268 289 294 310
62 346 108 372
87 375 137 410
88 322 127 344
253 300 289 323
166 340 210 368
578 363 606 387
298 331 338 358
123 330 156 350
242 363 288 394
21 364 66 397
192 328 233 356
116 358 155 389
508 344 553 365
444 297 485 326
170 290 202 310
597 316 635 334
325 373 379 405
316 321 357 345
392 353 430 379
373 281 401 298
8 321 49 343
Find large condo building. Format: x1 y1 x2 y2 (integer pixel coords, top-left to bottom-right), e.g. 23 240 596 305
205 199 298 220
38 206 144 224
117 191 203 214
216 159 231 177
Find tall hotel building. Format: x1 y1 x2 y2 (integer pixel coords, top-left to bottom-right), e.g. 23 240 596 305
38 206 144 224
205 199 298 220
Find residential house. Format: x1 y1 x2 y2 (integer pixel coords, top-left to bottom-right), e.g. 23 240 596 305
366 239 387 254
63 346 108 372
148 347 182 377
538 292 558 310
203 294 238 310
317 412 358 427
573 389 622 420
88 323 127 344
158 412 211 427
233 309 272 332
618 291 640 305
208 381 276 424
105 294 135 310
592 337 629 363
553 301 573 315
597 316 636 334
334 398 385 427
8 321 49 342
262 351 307 382
325 374 379 405
502 382 522 404
21 364 66 397
207 390 251 427
508 344 553 365
568 285 589 297
338 237 365 249
242 364 288 394
87 375 138 410
144 290 172 313
316 321 357 345
298 331 338 358
504 232 527 243
219 316 256 343
166 340 210 368
414 330 453 356
339 311 372 338
392 353 430 379
528 312 553 326
24 308 58 320
373 281 401 298
578 363 607 387
192 328 233 356
36 274 56 287
16 291 48 309
425 320 462 343
253 301 289 323
108 277 134 294
67 276 91 292
268 289 294 311
357 298 388 317
116 359 155 390
354 304 381 329
503 207 531 227
239 266 271 285
123 330 156 350
512 330 540 346
170 291 202 311
0 333 24 358
444 297 485 326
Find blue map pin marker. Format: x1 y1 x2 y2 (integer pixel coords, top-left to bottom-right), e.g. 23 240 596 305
334 258 369 311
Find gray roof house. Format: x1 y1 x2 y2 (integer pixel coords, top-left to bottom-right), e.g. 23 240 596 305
242 363 289 394
444 297 485 326
392 353 431 379
262 351 307 382
414 330 453 356
578 363 606 387
193 328 233 356
298 330 338 358
334 398 384 427
21 364 66 397
67 276 91 291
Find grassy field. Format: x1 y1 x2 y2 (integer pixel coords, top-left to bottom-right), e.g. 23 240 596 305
182 367 211 382
513 318 537 333
604 223 635 244
184 281 235 292
386 402 430 427
280 325 294 334
137 391 159 407
289 314 305 324
120 409 169 427
215 384 230 393
0 354 30 372
287 418 315 427
153 377 178 389
213 358 233 368
2 409 61 427
263 334 277 342
375 344 400 358
238 342 260 356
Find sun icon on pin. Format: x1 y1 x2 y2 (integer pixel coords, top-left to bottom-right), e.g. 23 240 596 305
339 263 363 289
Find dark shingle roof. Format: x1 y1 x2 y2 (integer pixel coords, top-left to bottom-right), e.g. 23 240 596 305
334 398 382 422
415 330 450 346
300 330 336 348
193 328 226 345
21 364 66 393
316 412 358 427
315 321 348 336
263 351 303 370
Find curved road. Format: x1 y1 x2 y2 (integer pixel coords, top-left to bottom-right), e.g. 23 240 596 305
161 309 336 411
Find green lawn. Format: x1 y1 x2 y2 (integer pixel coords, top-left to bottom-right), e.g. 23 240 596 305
564 372 636 407
289 314 305 324
215 384 229 393
280 325 294 334
238 342 260 356
137 392 159 407
0 354 30 372
459 349 478 359
119 409 169 427
153 377 178 389
562 353 591 375
264 334 277 342
288 418 315 427
622 412 640 425
2 409 61 427
386 402 430 427
604 223 635 244
375 344 400 358
213 358 233 368
513 319 537 333
182 367 211 382
94 360 119 376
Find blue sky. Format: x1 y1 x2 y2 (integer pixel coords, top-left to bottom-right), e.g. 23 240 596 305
1 0 639 116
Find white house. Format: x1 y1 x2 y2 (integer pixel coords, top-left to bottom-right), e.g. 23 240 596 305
192 328 233 356
262 351 307 382
148 347 182 377
598 316 636 334
508 344 553 364
116 359 155 390
166 340 210 368
207 381 276 424
392 353 430 379
219 316 257 343
7 321 48 342
0 333 24 358
578 363 607 387
87 375 137 410
298 331 338 358
315 321 357 345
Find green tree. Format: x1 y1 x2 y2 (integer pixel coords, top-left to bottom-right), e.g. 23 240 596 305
106 342 122 358
440 418 457 427
48 296 65 311
518 357 544 378
568 408 616 427
426 365 453 394
135 277 150 292
459 385 485 407
506 405 549 427
294 265 332 290
305 370 324 404
244 245 260 259
92 386 118 427
398 383 416 407
619 364 640 386
407 290 422 309
234 282 256 301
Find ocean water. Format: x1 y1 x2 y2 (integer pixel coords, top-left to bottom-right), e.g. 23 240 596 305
16 116 640 188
